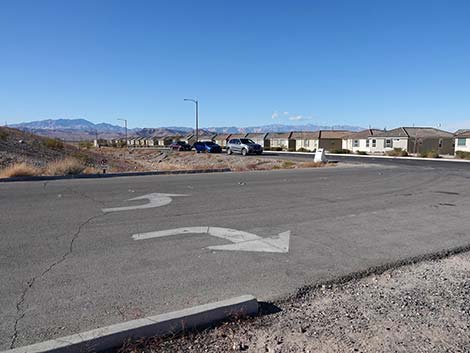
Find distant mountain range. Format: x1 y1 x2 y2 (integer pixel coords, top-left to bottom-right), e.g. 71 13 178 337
10 119 364 140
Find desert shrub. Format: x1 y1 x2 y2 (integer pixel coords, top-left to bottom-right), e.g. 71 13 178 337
356 151 368 155
386 148 408 157
263 147 271 151
71 152 95 166
287 148 296 152
297 147 311 152
270 147 282 151
43 138 64 150
45 158 85 176
299 161 323 168
0 130 8 141
427 150 440 158
330 149 351 154
79 141 93 149
456 151 470 160
0 163 39 178
281 160 295 168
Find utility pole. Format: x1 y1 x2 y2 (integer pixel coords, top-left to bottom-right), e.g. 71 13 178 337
117 118 128 158
184 98 199 143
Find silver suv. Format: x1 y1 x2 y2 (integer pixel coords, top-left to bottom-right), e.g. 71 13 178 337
226 138 263 156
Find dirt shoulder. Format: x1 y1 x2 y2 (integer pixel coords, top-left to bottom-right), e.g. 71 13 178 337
122 251 470 353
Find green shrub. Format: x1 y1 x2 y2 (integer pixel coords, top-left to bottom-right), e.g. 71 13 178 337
297 147 311 152
43 138 64 150
330 149 351 154
270 147 282 151
386 148 408 157
356 151 368 155
287 148 296 152
456 151 470 160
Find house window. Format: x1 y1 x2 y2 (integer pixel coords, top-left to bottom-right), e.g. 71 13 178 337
385 139 392 148
458 138 466 146
366 140 370 147
353 140 359 147
438 139 443 148
303 139 309 147
372 139 376 148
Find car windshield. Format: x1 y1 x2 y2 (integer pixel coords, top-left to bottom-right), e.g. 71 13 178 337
240 139 255 144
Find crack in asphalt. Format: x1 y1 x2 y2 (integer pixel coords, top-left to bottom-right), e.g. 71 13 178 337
65 187 107 207
9 213 106 349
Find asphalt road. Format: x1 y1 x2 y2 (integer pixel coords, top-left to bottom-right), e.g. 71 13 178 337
2 160 470 349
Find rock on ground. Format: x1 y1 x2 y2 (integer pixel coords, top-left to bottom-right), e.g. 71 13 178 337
119 251 470 353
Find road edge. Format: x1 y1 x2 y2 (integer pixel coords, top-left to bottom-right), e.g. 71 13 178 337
2 295 258 353
0 168 232 183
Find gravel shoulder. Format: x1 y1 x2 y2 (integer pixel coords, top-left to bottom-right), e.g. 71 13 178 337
122 251 470 353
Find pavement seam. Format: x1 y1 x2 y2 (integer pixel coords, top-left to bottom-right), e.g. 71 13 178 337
9 213 106 349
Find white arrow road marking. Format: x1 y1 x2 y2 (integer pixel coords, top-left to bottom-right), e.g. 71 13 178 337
132 227 290 253
102 193 188 213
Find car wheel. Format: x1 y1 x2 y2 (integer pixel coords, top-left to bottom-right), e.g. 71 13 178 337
227 148 233 155
241 148 248 156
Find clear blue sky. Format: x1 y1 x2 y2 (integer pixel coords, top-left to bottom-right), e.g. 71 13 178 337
1 0 469 130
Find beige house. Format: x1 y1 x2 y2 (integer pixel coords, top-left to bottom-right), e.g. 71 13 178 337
317 130 351 151
266 132 294 150
245 133 269 148
342 129 382 152
214 134 232 147
291 131 320 151
371 127 454 155
455 130 470 153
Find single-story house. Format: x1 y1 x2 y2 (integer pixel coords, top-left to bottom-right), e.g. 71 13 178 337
342 129 383 152
371 127 454 155
317 130 351 151
291 131 320 151
455 130 470 153
214 134 232 147
245 133 269 148
266 132 295 151
153 136 173 146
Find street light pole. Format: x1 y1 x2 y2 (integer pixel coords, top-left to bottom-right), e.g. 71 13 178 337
117 118 128 158
184 98 199 143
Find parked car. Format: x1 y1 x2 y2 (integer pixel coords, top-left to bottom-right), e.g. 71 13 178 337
192 141 222 153
226 138 263 156
170 141 191 151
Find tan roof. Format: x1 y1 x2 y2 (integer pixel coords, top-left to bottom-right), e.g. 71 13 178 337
266 132 293 139
375 127 453 138
214 134 232 141
343 129 383 139
319 130 352 139
229 133 248 139
290 131 320 139
455 129 470 138
245 133 268 139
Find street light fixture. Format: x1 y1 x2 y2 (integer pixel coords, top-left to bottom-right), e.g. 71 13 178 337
184 98 199 143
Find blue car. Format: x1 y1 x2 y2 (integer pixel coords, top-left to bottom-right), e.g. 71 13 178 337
193 141 222 153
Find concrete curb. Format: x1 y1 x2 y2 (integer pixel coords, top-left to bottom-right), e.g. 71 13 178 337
2 295 258 353
265 150 470 163
0 168 232 183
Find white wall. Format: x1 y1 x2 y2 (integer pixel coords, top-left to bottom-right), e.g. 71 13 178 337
343 138 372 152
455 138 470 152
370 137 408 152
295 139 318 151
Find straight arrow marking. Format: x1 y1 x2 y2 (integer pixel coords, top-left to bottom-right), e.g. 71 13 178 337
132 227 290 253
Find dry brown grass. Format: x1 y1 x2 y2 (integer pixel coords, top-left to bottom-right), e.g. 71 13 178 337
0 163 40 178
44 158 85 176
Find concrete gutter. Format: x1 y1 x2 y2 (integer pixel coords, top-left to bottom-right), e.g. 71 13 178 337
0 168 232 183
2 295 258 353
